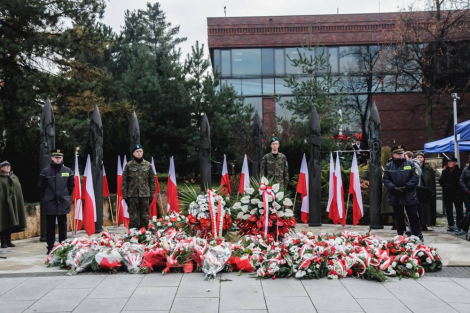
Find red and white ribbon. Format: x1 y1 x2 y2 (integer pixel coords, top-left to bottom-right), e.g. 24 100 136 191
207 190 222 238
259 183 275 237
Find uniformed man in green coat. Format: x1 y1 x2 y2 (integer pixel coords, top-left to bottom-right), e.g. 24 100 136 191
122 144 156 230
0 160 26 248
260 137 289 190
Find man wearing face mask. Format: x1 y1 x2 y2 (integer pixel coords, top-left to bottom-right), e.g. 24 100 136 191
38 149 74 254
383 145 423 242
260 137 289 190
122 144 156 230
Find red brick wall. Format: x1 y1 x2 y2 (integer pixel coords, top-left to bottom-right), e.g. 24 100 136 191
262 97 276 133
371 93 470 151
207 12 470 48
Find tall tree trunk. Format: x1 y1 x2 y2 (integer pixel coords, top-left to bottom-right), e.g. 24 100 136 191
425 94 434 142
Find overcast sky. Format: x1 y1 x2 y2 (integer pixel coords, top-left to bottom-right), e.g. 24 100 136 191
102 0 412 59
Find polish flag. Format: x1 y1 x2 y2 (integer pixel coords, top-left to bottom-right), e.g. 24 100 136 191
335 152 346 226
220 154 231 195
123 155 127 171
297 154 309 223
166 156 179 212
326 153 338 223
238 154 250 194
349 153 364 225
103 164 110 198
149 157 160 218
81 155 96 236
117 156 129 227
72 154 82 231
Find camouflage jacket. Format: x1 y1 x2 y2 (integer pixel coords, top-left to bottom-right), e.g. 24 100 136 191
260 152 289 189
122 159 156 198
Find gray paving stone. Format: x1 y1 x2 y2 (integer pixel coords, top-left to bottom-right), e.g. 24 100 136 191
265 296 316 313
123 286 177 311
386 288 458 313
219 311 267 313
140 273 183 287
381 277 424 290
176 284 220 298
0 277 29 296
56 275 106 289
220 285 266 310
316 310 363 313
220 272 261 285
170 297 219 313
301 278 344 288
261 278 308 297
73 298 128 313
304 286 363 311
341 278 396 300
418 281 470 303
0 276 64 300
87 275 143 299
179 273 219 286
356 299 412 313
23 288 92 312
448 302 470 313
451 278 470 291
0 299 34 313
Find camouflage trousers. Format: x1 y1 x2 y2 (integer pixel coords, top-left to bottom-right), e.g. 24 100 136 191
127 197 150 229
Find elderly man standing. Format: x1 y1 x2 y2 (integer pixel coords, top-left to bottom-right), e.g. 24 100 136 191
383 145 423 242
260 137 289 190
0 161 26 248
122 144 156 230
415 151 437 228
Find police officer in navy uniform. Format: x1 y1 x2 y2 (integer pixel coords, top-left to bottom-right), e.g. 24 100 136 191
383 145 423 242
38 149 74 254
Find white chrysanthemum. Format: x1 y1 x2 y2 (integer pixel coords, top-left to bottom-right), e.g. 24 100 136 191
242 214 251 220
418 252 424 257
259 209 264 214
406 263 412 269
164 216 170 221
391 262 397 268
283 198 293 206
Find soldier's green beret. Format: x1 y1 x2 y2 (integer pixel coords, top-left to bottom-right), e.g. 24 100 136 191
270 137 279 144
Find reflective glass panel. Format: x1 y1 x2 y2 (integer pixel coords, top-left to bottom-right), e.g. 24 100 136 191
275 49 285 76
262 78 275 96
232 49 261 76
241 79 262 96
328 47 339 73
221 50 231 76
262 48 274 76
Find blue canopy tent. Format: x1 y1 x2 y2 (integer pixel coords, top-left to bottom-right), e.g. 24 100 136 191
424 136 470 153
455 120 470 142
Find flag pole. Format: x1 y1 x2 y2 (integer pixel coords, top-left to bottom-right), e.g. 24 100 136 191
158 192 164 217
107 196 115 225
345 193 351 220
115 194 120 226
293 191 298 211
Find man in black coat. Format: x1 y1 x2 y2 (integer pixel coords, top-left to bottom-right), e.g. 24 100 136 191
383 145 423 241
38 149 74 254
439 157 464 232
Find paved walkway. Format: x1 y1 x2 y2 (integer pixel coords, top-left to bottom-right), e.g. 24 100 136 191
1 273 470 313
1 224 470 312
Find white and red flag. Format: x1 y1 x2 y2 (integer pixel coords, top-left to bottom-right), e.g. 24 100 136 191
103 164 110 198
296 153 309 223
116 156 129 227
220 154 231 195
166 156 179 212
238 154 250 194
349 153 364 225
81 155 96 236
122 155 127 171
149 157 160 218
326 153 338 223
72 154 82 231
335 152 346 226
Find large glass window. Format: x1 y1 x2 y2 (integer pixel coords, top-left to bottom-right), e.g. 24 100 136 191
213 50 220 73
241 79 262 96
262 48 274 76
339 46 359 73
232 49 261 76
275 77 292 95
328 47 339 73
275 49 285 76
221 50 231 76
244 97 263 115
262 78 274 96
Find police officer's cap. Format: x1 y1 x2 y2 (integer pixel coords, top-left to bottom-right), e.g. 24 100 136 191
0 160 11 167
132 144 144 153
391 145 405 154
270 137 279 144
51 149 64 157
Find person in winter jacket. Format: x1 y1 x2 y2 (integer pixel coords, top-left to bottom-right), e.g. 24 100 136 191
0 160 26 248
440 157 465 232
38 149 74 254
383 145 423 241
415 151 437 228
460 161 470 215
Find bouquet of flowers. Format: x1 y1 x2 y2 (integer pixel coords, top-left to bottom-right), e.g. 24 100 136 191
150 212 191 235
124 227 155 245
93 249 123 273
233 177 296 238
202 240 232 280
182 187 234 238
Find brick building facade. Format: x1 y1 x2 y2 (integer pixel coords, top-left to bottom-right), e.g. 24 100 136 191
207 12 470 151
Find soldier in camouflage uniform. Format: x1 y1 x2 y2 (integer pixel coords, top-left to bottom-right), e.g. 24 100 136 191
122 144 156 229
260 137 289 190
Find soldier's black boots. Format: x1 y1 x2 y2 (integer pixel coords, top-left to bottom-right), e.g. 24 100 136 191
6 240 15 247
1 239 7 249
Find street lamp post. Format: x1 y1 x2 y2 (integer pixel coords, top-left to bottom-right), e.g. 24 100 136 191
452 93 460 166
